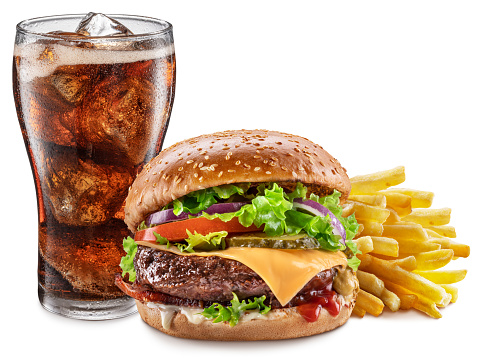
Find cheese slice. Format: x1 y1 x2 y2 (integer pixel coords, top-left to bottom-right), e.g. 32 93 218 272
136 241 347 306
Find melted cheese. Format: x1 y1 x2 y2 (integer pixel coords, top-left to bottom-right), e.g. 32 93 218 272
136 241 347 306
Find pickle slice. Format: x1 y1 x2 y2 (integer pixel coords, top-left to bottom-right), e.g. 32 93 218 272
227 233 320 249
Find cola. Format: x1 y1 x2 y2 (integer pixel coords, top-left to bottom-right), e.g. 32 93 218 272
13 14 175 318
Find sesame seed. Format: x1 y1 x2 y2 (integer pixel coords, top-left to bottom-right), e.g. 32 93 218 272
218 171 223 177
199 176 204 182
198 162 204 168
235 160 241 165
204 155 209 160
228 169 235 173
178 167 183 171
193 163 198 169
254 167 261 171
281 166 288 171
194 173 199 178
243 164 251 169
186 160 194 164
266 171 272 174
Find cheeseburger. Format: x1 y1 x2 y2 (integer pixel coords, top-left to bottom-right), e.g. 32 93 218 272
115 130 360 340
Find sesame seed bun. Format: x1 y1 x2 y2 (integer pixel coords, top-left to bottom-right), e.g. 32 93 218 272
124 129 350 232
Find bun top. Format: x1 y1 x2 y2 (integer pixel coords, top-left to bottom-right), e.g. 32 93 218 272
124 130 350 232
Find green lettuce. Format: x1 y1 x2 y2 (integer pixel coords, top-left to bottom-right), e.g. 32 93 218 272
200 293 271 327
173 183 250 215
176 230 228 253
120 236 137 282
200 183 354 252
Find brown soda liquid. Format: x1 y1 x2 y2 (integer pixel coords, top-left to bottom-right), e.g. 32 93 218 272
13 43 176 301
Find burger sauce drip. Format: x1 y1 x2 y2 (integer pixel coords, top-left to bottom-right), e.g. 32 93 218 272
297 284 340 322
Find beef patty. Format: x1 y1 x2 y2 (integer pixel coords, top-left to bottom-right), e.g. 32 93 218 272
133 245 336 306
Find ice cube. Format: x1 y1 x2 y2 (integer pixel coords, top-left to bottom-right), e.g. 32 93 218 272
43 148 134 226
75 13 134 37
78 74 155 166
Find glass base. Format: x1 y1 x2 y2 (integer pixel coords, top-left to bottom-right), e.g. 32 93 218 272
38 284 137 320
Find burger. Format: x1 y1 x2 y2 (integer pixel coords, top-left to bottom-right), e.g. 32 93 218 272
115 129 360 340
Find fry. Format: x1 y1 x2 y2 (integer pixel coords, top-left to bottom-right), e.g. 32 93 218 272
345 201 390 223
440 284 458 303
380 288 401 312
426 225 456 238
379 188 434 208
383 208 402 225
428 238 470 258
391 256 417 271
396 238 441 254
381 279 442 318
382 224 428 242
370 236 399 257
383 193 412 217
357 220 383 236
356 289 384 316
398 294 417 310
401 208 451 227
358 254 450 306
348 194 387 208
414 269 467 284
413 249 454 271
352 304 366 318
357 270 384 297
352 236 374 254
350 166 405 195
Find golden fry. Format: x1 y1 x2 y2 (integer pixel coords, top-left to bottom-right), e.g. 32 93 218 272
382 224 429 242
357 270 384 297
414 269 467 284
345 201 390 223
401 208 451 227
383 193 412 217
352 236 374 254
370 236 399 257
426 225 456 238
348 194 387 208
358 254 450 306
428 238 470 258
350 166 406 195
413 249 454 271
356 289 384 316
380 288 401 312
383 208 402 225
357 219 383 236
352 304 366 318
391 256 417 271
379 188 434 208
396 238 441 254
398 294 417 310
381 279 442 318
440 284 458 303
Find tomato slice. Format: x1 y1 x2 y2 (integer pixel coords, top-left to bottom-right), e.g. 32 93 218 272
134 217 260 243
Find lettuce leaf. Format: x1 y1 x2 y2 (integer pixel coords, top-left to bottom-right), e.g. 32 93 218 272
176 230 228 253
200 293 271 327
120 236 137 282
173 183 250 215
345 240 362 271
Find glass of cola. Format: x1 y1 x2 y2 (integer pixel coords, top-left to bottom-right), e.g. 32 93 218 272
13 13 176 319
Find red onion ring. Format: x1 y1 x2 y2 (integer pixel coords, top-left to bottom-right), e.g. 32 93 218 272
145 202 248 226
292 199 346 244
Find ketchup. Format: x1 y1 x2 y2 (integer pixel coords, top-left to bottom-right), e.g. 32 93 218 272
297 288 340 322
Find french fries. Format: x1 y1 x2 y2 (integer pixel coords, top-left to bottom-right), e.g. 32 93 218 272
347 166 469 319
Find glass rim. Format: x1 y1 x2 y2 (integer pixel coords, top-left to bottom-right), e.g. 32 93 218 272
16 13 173 41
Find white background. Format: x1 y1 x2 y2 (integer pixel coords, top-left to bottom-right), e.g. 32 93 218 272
2 1 480 359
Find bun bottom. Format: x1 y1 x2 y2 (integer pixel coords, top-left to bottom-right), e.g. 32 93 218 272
136 300 354 341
